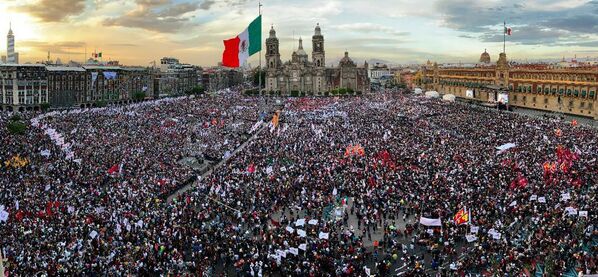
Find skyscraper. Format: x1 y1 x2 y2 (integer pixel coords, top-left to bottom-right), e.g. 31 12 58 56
7 22 16 64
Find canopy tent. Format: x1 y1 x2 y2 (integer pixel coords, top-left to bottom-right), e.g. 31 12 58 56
425 91 440 98
442 94 456 102
414 88 423 94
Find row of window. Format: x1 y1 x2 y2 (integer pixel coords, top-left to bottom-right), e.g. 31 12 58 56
511 74 596 82
513 95 594 110
512 85 596 98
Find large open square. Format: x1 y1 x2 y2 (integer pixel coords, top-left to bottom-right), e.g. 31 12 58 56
1 90 596 275
1 0 597 276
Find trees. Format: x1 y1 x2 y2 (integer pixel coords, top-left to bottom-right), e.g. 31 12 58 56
191 86 205 95
40 103 51 111
7 120 27 135
253 71 266 88
133 91 146 101
185 86 205 96
96 100 108 108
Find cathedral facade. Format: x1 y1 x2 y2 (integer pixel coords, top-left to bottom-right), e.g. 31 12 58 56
265 24 370 95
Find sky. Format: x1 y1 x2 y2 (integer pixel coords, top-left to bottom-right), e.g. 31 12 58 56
1 0 598 66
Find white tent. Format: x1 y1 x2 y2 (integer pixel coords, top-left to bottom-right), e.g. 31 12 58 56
414 88 423 94
442 94 456 102
425 91 440 98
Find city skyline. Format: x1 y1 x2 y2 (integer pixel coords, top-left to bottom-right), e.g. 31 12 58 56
1 0 598 66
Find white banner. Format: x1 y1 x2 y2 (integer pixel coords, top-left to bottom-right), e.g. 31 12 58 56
465 234 478 242
0 210 9 222
419 217 442 226
496 143 516 155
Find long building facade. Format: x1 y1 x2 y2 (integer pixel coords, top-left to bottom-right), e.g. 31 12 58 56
0 63 244 111
422 52 598 120
0 64 48 110
265 24 369 95
0 65 155 111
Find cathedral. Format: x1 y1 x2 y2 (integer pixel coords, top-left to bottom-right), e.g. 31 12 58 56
265 24 370 95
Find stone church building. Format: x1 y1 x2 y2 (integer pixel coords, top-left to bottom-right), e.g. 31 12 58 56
265 24 370 95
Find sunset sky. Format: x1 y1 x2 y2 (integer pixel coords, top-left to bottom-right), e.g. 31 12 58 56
1 0 598 66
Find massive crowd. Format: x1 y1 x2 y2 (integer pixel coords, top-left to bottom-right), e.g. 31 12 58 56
0 89 596 276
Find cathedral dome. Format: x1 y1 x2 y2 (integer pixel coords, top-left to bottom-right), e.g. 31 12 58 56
339 51 355 66
295 37 307 56
269 25 276 38
314 23 321 36
479 49 491 64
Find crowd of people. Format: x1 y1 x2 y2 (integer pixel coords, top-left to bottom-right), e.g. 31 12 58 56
0 89 596 276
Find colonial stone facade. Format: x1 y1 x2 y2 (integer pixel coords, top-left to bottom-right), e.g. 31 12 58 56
423 52 598 120
265 24 369 95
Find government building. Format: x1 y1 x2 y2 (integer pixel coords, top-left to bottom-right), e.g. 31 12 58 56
422 51 598 120
265 24 370 95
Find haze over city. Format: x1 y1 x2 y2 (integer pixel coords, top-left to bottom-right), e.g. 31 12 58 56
1 0 598 66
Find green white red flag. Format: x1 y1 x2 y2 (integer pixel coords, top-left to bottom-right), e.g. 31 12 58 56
222 15 262 67
504 26 512 35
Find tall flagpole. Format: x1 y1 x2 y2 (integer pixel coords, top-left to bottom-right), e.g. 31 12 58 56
503 21 506 54
258 1 263 93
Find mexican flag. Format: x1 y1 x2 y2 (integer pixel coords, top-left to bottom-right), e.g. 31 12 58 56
504 26 512 36
222 15 262 67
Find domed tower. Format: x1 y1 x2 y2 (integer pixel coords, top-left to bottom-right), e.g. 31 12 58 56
265 25 281 69
293 37 308 64
479 49 491 64
312 23 325 68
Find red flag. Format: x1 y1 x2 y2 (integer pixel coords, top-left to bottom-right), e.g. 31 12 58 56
454 207 470 225
247 163 256 173
543 161 551 173
510 174 528 190
107 164 119 175
15 210 25 221
571 178 582 188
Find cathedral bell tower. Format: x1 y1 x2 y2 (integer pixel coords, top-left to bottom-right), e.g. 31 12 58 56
266 25 281 69
312 23 325 68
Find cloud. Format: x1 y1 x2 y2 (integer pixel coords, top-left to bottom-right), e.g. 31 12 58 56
199 0 216 10
544 14 598 33
107 43 139 47
435 0 598 47
21 40 87 54
333 23 408 36
15 0 86 22
479 25 574 45
102 0 199 32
